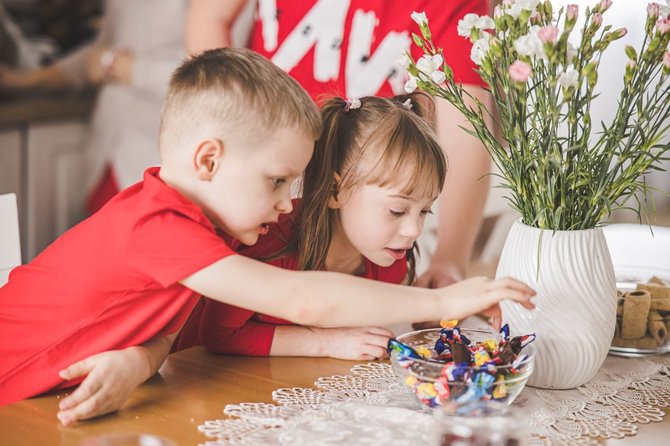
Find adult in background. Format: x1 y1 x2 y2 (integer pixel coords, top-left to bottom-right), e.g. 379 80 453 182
0 0 188 214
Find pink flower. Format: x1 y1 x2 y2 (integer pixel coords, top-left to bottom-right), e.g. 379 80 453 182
566 4 579 20
648 3 660 19
538 25 559 43
664 52 670 70
509 60 532 83
597 0 613 12
591 13 603 28
616 27 628 38
657 18 670 34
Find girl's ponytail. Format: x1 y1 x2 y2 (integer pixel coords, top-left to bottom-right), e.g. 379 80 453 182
298 98 357 271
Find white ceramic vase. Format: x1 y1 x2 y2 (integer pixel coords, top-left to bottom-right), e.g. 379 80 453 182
497 220 617 389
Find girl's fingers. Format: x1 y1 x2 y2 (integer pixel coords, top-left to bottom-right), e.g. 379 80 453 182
365 345 388 360
366 333 393 349
367 326 395 338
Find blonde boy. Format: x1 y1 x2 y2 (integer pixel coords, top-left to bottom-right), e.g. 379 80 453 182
0 49 534 419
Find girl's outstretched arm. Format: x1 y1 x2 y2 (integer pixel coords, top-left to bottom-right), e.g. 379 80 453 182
180 255 535 328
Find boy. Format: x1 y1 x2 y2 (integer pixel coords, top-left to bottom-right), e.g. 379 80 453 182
0 48 534 420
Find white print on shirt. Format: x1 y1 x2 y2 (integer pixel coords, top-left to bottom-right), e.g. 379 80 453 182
262 0 349 82
259 0 410 96
346 9 411 98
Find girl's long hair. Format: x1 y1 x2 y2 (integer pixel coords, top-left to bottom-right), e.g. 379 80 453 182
294 92 447 284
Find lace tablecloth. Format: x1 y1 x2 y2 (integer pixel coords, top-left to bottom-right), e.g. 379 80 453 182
197 354 670 446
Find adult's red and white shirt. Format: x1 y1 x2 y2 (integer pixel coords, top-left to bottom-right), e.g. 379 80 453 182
249 0 487 101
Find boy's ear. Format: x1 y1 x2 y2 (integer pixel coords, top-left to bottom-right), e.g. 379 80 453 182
327 172 342 209
193 138 224 180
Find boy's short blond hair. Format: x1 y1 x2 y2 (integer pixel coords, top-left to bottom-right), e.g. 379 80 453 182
159 48 322 156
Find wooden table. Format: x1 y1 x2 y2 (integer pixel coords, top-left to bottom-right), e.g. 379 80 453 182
1 346 668 445
0 347 361 445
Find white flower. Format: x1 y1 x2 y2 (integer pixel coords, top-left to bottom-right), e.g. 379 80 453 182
558 67 579 89
431 70 446 84
457 13 480 37
404 76 418 93
477 15 495 30
506 0 541 19
411 11 428 26
470 37 491 66
514 26 545 59
457 14 495 39
416 54 444 79
396 51 412 69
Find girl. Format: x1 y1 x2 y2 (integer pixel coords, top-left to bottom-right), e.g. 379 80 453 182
177 93 456 360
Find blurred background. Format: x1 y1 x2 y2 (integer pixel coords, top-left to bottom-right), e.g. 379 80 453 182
0 0 667 269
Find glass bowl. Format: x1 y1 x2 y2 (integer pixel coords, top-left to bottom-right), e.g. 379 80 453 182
390 328 534 411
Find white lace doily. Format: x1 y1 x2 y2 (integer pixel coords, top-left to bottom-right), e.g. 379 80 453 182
198 356 670 446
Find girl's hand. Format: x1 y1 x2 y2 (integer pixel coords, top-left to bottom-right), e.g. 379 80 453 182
438 276 536 329
56 347 152 426
315 326 394 360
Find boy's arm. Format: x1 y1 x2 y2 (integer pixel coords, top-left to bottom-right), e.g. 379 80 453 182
185 0 249 55
180 255 535 328
55 334 176 426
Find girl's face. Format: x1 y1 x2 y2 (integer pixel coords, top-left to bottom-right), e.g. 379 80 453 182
330 173 436 270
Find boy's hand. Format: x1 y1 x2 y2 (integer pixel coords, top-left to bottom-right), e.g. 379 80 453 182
439 276 536 330
315 327 394 360
56 347 152 426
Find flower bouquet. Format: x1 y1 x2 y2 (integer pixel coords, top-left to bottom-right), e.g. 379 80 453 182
402 1 670 389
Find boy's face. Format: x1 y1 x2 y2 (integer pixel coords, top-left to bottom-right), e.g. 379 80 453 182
333 172 436 268
203 127 314 245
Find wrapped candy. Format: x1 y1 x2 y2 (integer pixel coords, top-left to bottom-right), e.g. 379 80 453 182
387 323 536 407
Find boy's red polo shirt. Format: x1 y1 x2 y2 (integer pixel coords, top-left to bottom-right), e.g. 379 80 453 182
0 167 235 405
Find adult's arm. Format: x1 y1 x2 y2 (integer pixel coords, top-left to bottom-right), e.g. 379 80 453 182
417 86 494 288
185 0 249 55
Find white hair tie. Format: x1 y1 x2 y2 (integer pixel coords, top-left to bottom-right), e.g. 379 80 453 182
344 97 361 112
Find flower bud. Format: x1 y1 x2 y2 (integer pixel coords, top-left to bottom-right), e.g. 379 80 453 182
624 60 636 84
566 4 579 20
608 27 628 41
664 51 670 75
596 0 612 13
624 45 638 61
412 32 425 49
591 13 603 31
544 1 553 19
648 3 660 19
564 4 579 32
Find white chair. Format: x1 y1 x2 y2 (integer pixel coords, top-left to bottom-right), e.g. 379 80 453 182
602 223 670 283
0 193 21 286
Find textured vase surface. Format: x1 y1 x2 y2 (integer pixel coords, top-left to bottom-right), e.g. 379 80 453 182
497 220 617 389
